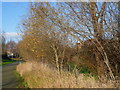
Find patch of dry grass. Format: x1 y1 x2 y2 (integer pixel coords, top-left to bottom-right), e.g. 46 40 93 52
16 61 118 88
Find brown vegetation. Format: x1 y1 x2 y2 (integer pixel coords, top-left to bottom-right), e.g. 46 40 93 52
16 2 120 88
17 62 119 88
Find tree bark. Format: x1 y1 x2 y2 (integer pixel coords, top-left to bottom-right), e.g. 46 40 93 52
52 44 60 73
95 50 106 80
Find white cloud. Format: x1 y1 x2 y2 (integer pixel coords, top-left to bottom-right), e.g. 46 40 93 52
0 32 22 42
4 32 22 39
5 32 19 36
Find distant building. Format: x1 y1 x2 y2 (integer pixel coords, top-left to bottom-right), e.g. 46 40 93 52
7 51 14 58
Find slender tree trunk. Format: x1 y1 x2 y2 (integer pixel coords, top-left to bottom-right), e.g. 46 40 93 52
52 44 60 73
96 40 115 80
95 50 106 80
60 48 65 73
88 2 115 80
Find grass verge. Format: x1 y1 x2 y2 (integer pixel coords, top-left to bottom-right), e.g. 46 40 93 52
14 71 29 88
0 59 16 66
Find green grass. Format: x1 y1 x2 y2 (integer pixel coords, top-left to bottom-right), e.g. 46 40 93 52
14 71 29 88
0 59 16 66
67 62 90 74
67 62 99 80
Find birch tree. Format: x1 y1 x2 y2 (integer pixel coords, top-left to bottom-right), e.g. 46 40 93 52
18 2 119 79
31 2 119 80
18 3 70 73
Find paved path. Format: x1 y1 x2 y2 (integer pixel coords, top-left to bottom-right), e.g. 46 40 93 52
1 61 23 88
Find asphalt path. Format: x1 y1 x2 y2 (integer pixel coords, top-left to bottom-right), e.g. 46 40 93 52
1 61 23 88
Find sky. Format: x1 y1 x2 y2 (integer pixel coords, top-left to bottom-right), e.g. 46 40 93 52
2 2 29 43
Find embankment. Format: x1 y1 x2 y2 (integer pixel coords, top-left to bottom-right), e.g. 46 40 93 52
16 61 118 88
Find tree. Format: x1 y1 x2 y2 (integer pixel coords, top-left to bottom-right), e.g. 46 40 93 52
18 2 119 80
1 32 6 54
31 2 118 80
6 40 19 57
18 3 71 73
6 40 16 53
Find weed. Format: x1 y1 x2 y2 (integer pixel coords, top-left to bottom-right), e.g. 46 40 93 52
16 62 118 88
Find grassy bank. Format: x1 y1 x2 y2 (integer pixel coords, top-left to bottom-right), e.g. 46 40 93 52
14 71 29 88
0 59 16 66
16 61 118 88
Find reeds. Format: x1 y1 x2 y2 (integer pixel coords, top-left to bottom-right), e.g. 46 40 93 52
16 61 118 88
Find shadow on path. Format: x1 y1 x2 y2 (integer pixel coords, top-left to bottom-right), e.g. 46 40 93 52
1 61 24 88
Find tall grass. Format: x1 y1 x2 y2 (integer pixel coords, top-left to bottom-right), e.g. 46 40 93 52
16 61 118 88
